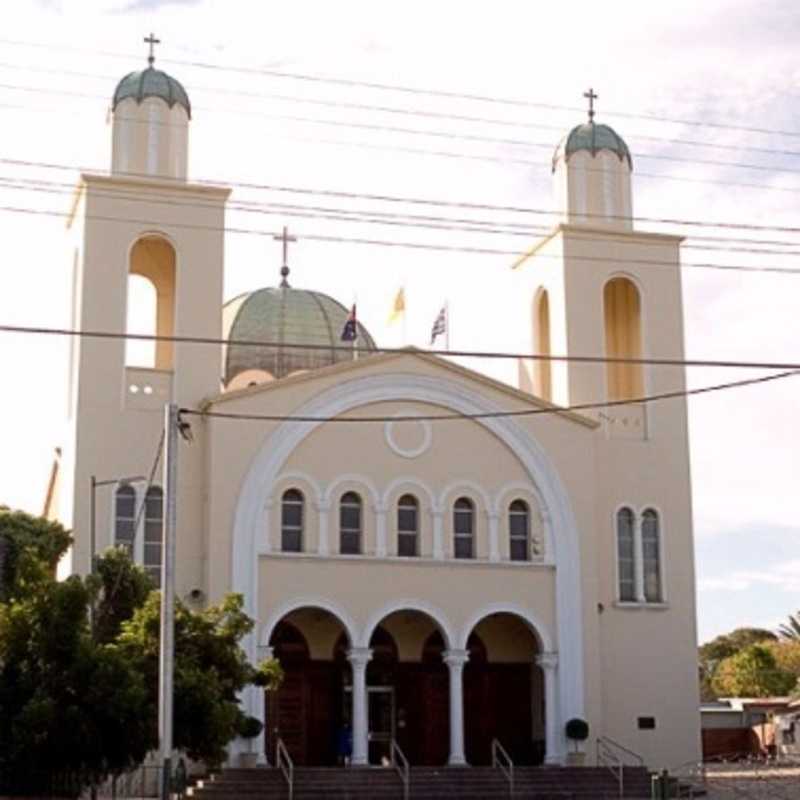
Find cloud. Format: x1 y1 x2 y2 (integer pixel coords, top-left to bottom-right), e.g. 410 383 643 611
121 0 202 9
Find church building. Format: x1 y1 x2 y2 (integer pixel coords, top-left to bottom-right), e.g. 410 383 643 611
49 47 701 770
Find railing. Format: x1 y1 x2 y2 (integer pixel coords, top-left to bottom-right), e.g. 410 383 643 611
276 738 294 800
596 736 644 799
491 738 514 797
390 739 410 800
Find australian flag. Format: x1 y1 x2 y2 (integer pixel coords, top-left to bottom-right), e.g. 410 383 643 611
340 304 358 342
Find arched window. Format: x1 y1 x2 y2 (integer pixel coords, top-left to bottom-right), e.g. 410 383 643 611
616 507 636 602
114 484 136 555
509 499 530 562
604 277 643 401
533 289 552 401
281 489 304 553
144 486 163 587
642 509 662 603
453 497 474 559
340 491 362 555
397 494 418 557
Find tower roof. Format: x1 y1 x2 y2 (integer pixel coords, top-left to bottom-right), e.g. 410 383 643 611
112 66 191 118
222 286 377 384
552 121 632 172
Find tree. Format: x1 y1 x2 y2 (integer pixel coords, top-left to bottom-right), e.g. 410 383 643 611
711 644 796 698
0 506 72 601
779 611 800 641
699 627 778 701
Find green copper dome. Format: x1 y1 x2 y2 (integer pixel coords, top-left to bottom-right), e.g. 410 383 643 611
112 66 191 118
552 122 632 172
223 286 377 385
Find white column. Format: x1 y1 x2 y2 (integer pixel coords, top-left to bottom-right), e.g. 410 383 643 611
537 652 561 765
443 649 469 765
634 514 646 603
432 508 445 560
348 647 372 766
487 510 500 562
316 500 330 555
254 645 274 765
375 502 388 557
262 498 274 553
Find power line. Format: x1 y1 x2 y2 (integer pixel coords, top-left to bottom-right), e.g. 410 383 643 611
0 84 800 192
6 154 800 238
182 371 800 425
4 58 800 161
1 200 799 275
2 37 800 140
4 77 800 179
3 324 800 372
5 172 800 258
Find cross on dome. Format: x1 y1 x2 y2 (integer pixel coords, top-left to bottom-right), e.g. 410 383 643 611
583 87 598 122
274 225 297 287
144 32 160 65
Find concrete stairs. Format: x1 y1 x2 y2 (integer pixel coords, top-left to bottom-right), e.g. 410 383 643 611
189 765 654 799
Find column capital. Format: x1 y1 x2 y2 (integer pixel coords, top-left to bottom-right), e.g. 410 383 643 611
430 507 444 518
314 500 331 512
256 644 274 662
485 509 500 521
443 648 470 667
536 651 558 670
347 647 373 667
263 498 275 510
373 502 388 515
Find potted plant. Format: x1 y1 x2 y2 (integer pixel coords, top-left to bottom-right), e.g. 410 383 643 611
564 718 589 766
237 715 264 768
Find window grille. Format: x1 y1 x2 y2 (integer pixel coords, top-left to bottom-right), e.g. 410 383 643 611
453 497 474 559
397 494 418 557
281 489 304 553
340 491 362 555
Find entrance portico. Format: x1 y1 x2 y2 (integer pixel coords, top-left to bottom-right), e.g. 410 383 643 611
260 604 555 767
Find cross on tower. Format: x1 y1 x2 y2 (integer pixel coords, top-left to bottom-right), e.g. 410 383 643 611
144 33 160 65
274 226 297 287
584 87 598 122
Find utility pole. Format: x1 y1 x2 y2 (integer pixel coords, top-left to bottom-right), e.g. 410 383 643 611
159 403 179 800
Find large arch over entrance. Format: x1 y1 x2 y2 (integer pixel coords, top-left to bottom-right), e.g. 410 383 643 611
231 373 584 764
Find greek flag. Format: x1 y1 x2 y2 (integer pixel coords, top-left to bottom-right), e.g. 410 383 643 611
429 304 448 346
341 304 358 342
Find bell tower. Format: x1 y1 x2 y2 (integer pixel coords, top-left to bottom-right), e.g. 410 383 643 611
515 90 686 437
58 37 230 582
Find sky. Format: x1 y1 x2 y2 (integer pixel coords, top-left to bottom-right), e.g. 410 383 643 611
0 0 798 644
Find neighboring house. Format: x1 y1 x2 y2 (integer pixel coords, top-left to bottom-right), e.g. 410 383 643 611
773 701 800 758
48 44 702 770
701 698 791 760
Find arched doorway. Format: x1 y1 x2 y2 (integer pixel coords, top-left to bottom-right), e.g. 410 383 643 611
362 611 451 766
266 608 352 766
464 613 544 765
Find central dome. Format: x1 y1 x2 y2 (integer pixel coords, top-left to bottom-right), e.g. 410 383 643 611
223 286 377 388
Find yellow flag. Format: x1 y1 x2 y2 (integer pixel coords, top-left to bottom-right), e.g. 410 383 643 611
387 287 405 324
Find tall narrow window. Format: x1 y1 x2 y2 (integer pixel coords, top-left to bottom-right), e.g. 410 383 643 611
397 494 418 557
453 498 474 559
144 486 163 587
340 492 362 555
509 499 530 562
604 278 643 401
281 489 304 553
642 509 662 602
115 484 136 555
616 507 636 602
533 289 552 401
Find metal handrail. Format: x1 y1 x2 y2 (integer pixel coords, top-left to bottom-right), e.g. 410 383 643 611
491 738 514 797
276 738 294 800
390 739 410 800
596 736 644 799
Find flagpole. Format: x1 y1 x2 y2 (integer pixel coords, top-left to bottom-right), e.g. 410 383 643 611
445 301 450 352
353 294 359 361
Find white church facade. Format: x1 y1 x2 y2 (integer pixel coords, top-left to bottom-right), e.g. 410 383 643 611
49 50 701 770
